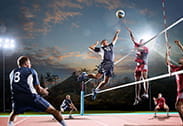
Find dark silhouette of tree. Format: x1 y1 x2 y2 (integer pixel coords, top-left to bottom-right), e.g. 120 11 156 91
45 72 60 85
52 74 59 84
40 74 46 88
78 68 90 73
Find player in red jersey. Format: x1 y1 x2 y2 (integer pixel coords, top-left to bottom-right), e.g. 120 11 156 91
166 40 183 122
153 93 169 117
175 40 183 52
127 28 149 105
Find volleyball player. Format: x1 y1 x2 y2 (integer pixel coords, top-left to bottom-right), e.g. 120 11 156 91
166 43 183 122
78 30 120 100
8 56 67 126
127 28 149 105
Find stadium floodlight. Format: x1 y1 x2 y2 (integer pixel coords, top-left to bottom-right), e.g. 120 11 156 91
1 37 16 113
0 38 16 49
0 38 2 47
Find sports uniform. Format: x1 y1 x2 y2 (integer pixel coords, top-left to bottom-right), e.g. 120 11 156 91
134 43 148 77
155 97 166 109
9 67 50 114
60 99 72 111
94 43 114 77
170 65 183 121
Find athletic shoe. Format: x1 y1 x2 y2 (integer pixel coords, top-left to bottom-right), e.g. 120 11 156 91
133 99 139 106
141 93 149 99
8 122 14 126
133 98 141 106
69 115 74 119
77 72 88 82
92 89 99 100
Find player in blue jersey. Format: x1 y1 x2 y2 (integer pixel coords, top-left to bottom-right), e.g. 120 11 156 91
7 56 67 126
78 30 120 100
60 95 77 119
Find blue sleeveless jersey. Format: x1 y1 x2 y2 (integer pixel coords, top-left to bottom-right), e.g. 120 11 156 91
94 43 114 62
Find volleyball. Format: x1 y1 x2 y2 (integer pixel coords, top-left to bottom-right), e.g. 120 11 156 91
115 10 125 18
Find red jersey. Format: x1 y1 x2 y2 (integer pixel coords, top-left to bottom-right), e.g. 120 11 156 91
156 97 165 108
134 43 148 64
170 65 183 100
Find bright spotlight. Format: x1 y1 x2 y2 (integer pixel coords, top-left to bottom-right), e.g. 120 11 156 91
5 38 10 43
0 39 2 47
3 43 9 49
139 33 156 49
0 38 16 49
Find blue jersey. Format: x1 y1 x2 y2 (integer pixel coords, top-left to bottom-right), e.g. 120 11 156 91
61 99 72 108
94 43 114 63
9 67 40 96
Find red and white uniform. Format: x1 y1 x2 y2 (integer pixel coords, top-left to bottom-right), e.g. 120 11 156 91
170 65 183 101
156 97 166 109
134 42 148 74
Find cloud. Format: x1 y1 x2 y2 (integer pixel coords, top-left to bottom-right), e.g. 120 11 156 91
139 8 154 16
18 0 83 39
44 11 81 24
49 0 83 9
122 19 135 25
71 22 80 29
21 7 36 18
76 0 93 6
95 0 135 10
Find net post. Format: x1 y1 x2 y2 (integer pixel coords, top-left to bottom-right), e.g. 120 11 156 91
80 81 85 116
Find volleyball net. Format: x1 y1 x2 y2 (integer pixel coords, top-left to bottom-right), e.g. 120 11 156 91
80 17 183 115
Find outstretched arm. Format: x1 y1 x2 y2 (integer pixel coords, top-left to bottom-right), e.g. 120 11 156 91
165 46 172 66
88 41 99 51
126 27 138 45
153 97 157 105
112 30 120 45
175 40 183 52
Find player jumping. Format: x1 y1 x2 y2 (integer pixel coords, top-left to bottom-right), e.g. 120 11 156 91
175 40 183 52
127 28 149 105
8 56 67 126
153 93 169 117
166 40 183 122
78 30 120 100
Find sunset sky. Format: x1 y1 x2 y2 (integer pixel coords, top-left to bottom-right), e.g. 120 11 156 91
0 0 182 81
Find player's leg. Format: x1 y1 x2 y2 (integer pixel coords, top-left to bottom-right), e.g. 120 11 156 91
154 105 160 117
68 107 74 119
46 105 67 126
78 63 103 81
164 104 169 117
175 100 183 122
77 71 103 82
96 76 110 90
88 73 103 79
8 111 18 126
133 71 141 105
91 75 110 100
33 95 67 126
142 70 149 99
92 63 113 100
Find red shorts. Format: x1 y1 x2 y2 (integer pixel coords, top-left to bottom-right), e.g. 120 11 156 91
158 104 164 109
135 64 148 78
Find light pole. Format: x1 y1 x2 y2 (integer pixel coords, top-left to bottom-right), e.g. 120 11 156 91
0 38 15 112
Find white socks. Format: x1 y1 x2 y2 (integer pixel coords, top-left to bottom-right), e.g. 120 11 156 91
8 121 14 126
60 120 67 126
